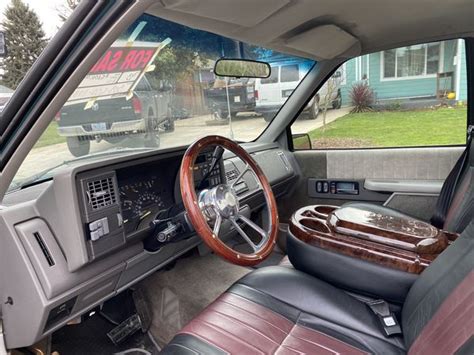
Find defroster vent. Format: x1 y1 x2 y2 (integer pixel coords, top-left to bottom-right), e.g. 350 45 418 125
86 176 117 210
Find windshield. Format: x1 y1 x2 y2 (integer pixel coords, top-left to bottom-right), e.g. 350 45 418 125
10 13 314 190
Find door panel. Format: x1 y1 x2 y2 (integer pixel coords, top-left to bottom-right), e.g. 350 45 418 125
325 147 461 180
279 147 463 223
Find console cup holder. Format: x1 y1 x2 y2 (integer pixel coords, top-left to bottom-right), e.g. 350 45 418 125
300 218 331 234
314 205 338 216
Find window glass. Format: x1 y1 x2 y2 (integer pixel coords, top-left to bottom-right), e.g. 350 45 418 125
291 39 467 150
397 45 425 77
0 0 72 113
383 49 396 78
427 43 441 74
135 77 150 91
281 64 299 82
261 67 279 84
10 13 314 191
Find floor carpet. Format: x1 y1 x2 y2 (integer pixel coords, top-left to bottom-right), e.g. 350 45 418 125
139 252 251 346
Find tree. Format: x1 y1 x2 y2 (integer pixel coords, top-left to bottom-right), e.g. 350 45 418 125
319 67 345 131
124 14 271 87
0 0 47 89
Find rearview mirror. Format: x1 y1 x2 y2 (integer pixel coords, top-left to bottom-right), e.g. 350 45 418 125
214 59 271 79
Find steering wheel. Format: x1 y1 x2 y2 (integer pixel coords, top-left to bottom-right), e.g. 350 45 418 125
180 135 279 266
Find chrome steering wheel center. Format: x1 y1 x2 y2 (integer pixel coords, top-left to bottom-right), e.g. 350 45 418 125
199 184 240 220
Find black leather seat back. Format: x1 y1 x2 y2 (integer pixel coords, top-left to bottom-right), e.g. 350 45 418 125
402 221 474 353
443 142 474 233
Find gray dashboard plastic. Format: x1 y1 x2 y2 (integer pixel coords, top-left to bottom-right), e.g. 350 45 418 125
0 143 296 348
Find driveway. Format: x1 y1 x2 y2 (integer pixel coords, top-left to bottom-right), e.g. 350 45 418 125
14 107 350 180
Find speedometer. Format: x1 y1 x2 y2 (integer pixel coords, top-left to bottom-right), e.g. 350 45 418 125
119 176 167 233
134 192 165 219
116 158 178 236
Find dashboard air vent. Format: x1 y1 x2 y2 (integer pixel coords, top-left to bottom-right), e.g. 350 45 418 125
86 176 117 210
225 169 239 183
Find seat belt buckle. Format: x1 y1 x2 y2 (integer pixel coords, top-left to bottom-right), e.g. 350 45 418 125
366 299 402 337
376 313 402 336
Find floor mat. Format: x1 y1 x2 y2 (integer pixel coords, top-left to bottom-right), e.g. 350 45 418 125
51 312 160 355
139 252 250 346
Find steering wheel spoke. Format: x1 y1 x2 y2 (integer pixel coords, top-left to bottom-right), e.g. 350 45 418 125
212 208 222 237
237 214 267 241
230 218 259 252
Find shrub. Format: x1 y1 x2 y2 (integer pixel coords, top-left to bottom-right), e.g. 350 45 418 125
350 83 375 113
386 101 402 111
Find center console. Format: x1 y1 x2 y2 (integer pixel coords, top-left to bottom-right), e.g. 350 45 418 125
287 204 458 303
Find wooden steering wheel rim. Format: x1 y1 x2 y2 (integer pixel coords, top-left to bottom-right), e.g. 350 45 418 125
180 135 279 266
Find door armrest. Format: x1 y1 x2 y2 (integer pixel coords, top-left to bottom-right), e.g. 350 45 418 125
364 179 443 194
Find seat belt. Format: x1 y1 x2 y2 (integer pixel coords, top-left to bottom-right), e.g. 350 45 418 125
365 299 402 336
431 125 473 229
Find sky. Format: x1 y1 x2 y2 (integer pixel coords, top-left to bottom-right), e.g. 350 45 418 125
0 0 65 38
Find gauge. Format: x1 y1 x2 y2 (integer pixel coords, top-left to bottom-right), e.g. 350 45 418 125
119 176 169 233
134 192 165 220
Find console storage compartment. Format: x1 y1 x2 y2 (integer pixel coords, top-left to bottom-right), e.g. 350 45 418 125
290 205 457 274
287 204 458 303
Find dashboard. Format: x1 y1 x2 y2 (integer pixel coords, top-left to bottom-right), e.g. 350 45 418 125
75 149 225 262
0 144 296 349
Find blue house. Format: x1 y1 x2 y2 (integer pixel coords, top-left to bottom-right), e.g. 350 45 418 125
339 39 467 106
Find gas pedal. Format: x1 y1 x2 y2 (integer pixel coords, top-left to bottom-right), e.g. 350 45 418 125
132 288 152 332
107 313 142 345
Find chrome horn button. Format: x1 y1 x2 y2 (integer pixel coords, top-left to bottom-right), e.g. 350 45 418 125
199 184 239 220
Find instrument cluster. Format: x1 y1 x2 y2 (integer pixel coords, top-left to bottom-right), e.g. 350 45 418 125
116 160 178 235
115 150 224 236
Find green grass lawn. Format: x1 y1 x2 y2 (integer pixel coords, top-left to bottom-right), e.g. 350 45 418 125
306 107 467 149
33 121 66 148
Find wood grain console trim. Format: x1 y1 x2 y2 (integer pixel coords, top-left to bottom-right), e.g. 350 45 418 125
290 205 457 274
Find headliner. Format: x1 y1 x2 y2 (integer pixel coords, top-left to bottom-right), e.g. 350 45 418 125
148 0 474 61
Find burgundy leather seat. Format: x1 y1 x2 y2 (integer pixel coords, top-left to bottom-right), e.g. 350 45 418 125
161 222 474 354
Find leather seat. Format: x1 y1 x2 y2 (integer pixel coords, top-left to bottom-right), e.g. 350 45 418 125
161 222 474 354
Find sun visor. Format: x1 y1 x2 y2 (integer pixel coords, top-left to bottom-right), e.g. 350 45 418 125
285 25 361 60
161 0 291 27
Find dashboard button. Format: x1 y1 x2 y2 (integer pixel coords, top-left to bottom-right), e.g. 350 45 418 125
323 181 329 193
316 181 322 193
102 217 109 235
90 230 101 241
89 221 98 231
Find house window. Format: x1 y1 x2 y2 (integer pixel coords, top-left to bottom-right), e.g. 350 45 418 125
382 42 441 79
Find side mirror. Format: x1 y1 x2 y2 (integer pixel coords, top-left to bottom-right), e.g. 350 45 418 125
332 71 342 78
292 133 312 150
214 58 271 79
